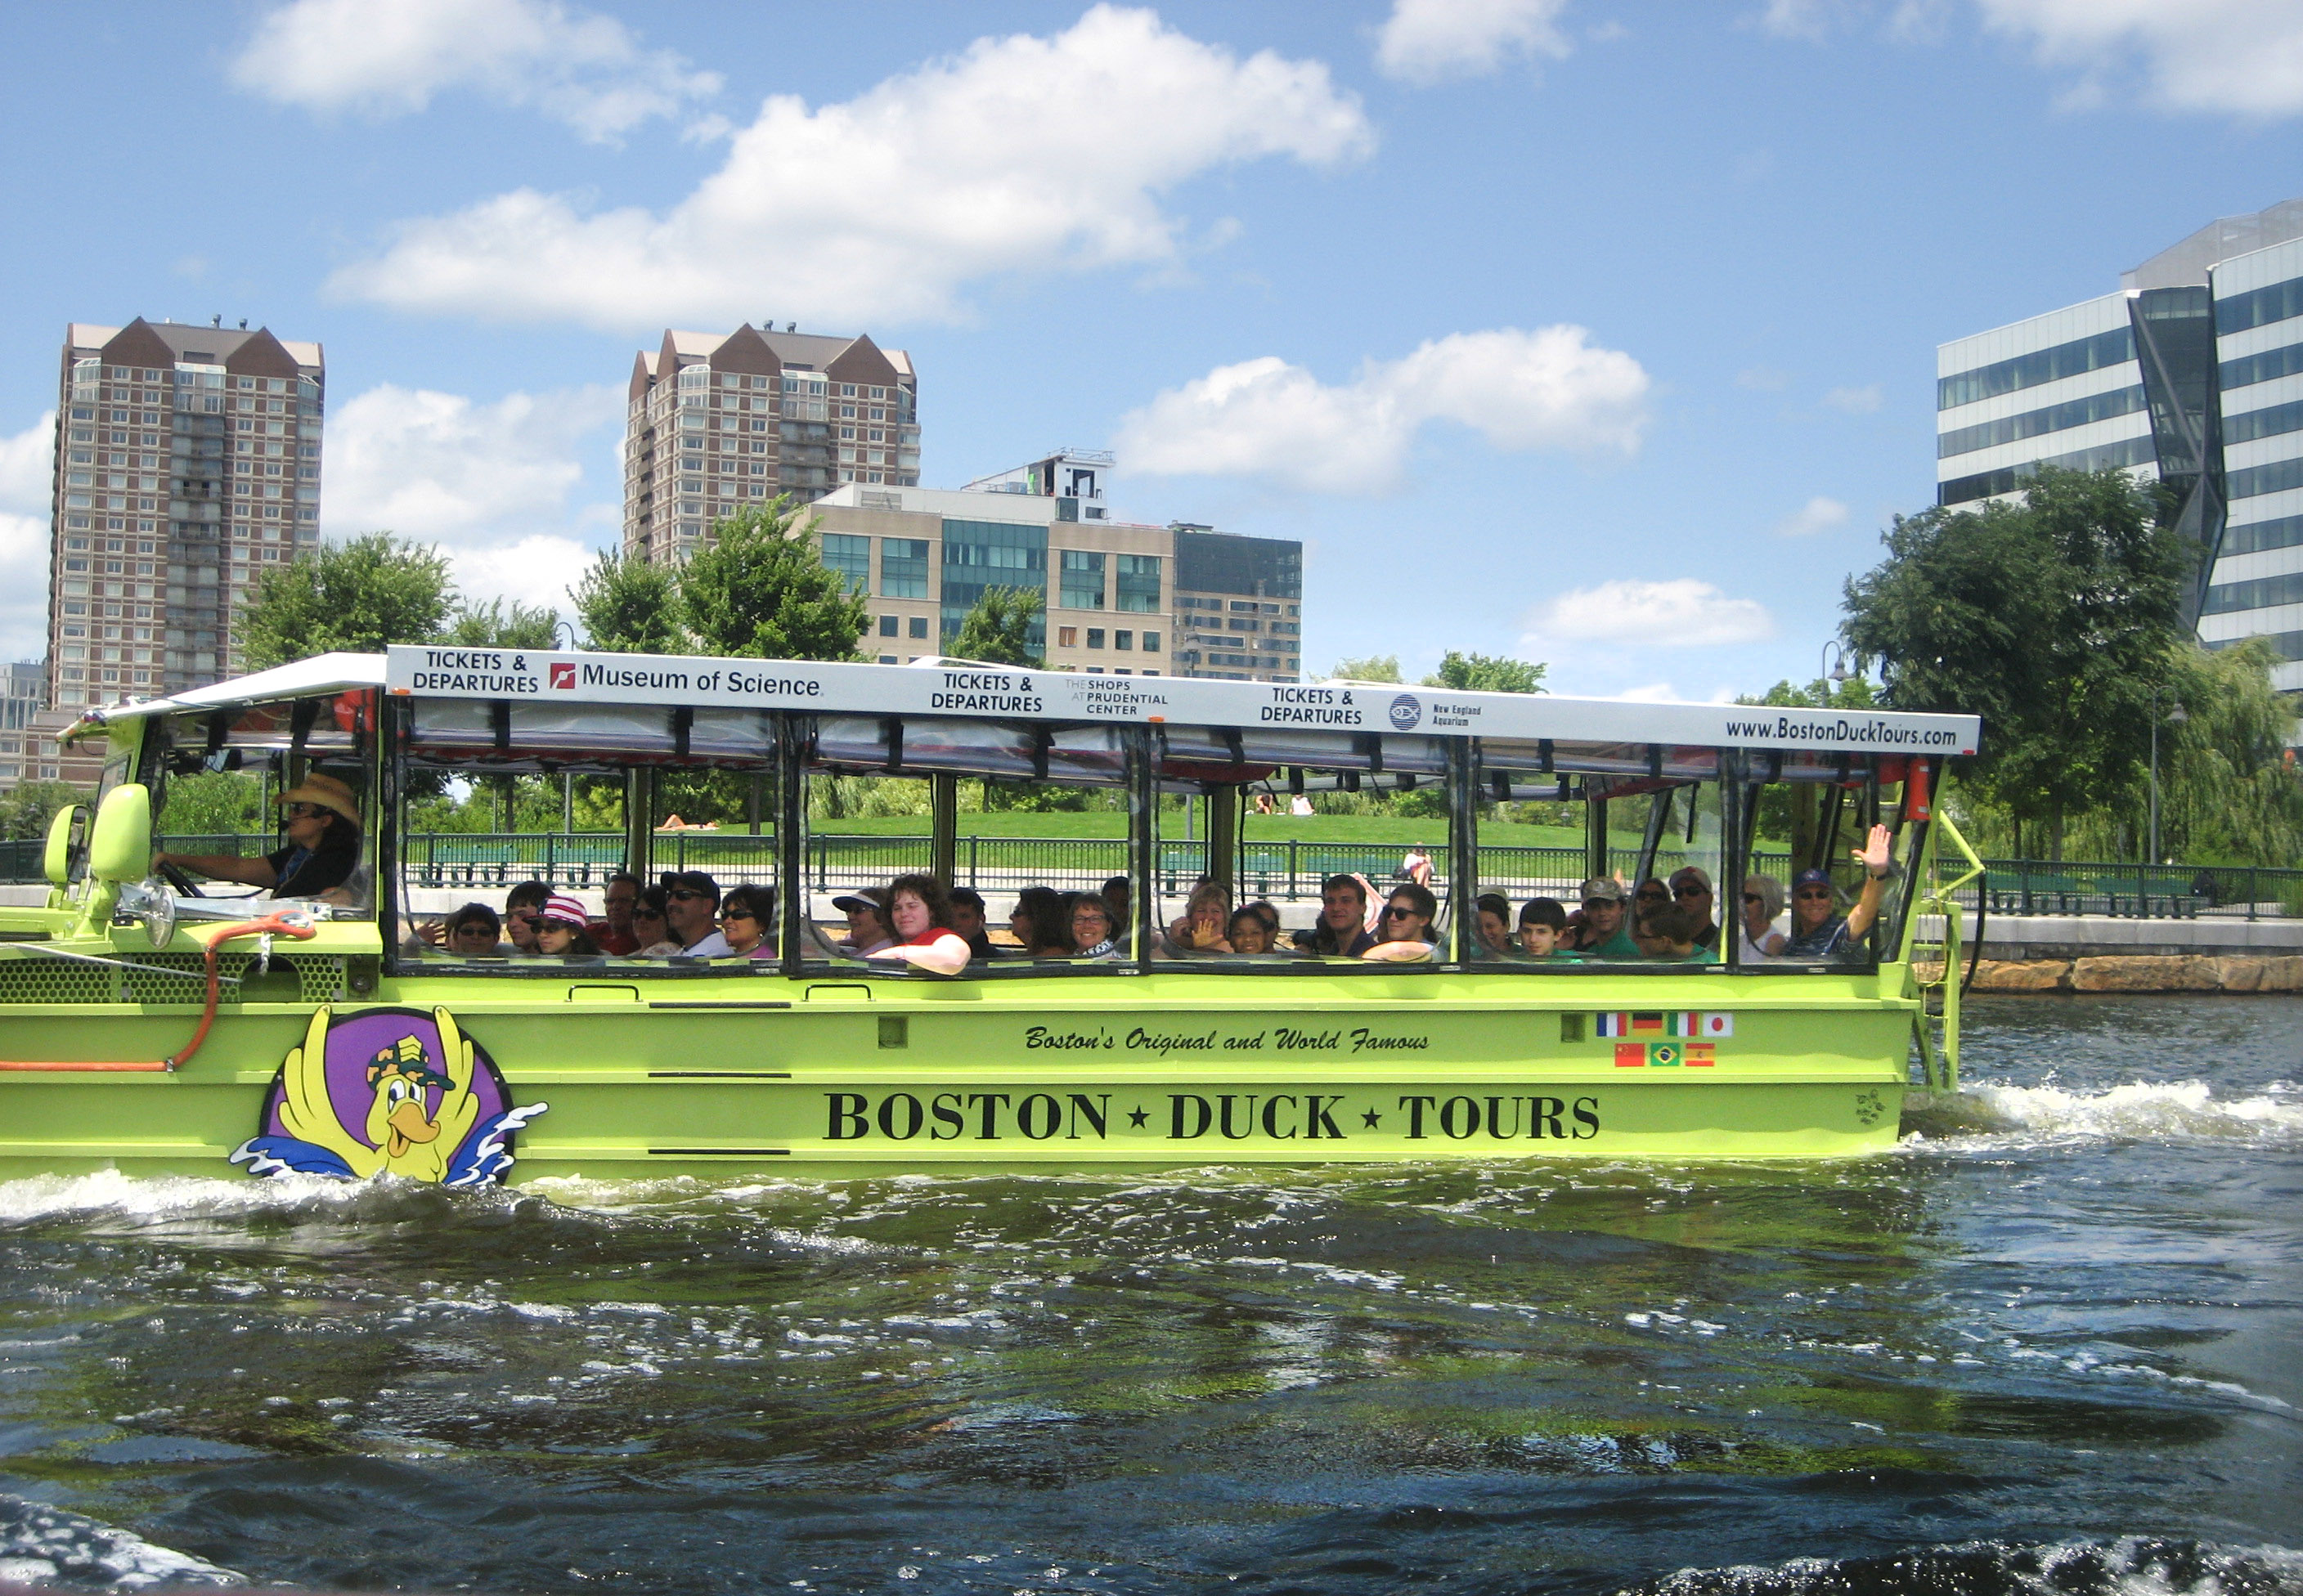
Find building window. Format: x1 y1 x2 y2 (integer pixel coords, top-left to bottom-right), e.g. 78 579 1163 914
1057 625 1077 647
941 518 1048 648
1059 549 1105 609
1086 628 1106 649
820 532 871 594
1142 632 1161 652
879 537 930 598
1114 630 1133 649
909 616 927 639
1116 554 1161 612
880 615 900 637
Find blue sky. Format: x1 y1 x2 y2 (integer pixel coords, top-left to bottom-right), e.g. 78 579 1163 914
1 0 2297 697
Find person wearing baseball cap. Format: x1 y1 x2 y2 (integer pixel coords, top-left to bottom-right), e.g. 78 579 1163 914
654 871 731 957
1569 876 1640 961
1782 825 1897 961
155 770 362 899
826 886 896 956
532 892 601 957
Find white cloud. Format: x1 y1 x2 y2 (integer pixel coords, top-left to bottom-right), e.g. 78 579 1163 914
1522 578 1777 649
232 0 720 141
0 413 54 663
320 383 622 615
1823 383 1882 413
330 6 1373 330
1117 326 1650 494
1375 0 1574 83
1775 495 1852 536
1977 0 2303 117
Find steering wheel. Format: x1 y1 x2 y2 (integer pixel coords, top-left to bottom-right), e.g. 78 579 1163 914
156 859 206 898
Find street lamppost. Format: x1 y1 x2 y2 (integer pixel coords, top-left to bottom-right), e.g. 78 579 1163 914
2148 688 2187 864
1820 641 1852 696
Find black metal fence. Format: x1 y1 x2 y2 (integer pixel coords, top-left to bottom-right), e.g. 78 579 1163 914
7 832 2298 920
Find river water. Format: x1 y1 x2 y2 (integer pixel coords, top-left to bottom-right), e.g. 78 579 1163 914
2 995 2298 1596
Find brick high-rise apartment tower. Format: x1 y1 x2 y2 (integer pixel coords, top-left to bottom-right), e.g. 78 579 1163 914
48 318 323 708
622 325 917 563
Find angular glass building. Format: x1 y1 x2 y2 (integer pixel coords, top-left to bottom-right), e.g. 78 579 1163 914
1936 200 2303 691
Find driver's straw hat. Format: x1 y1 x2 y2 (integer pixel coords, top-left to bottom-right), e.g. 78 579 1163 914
275 772 360 826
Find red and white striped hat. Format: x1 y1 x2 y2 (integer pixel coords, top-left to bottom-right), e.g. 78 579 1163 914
539 892 590 930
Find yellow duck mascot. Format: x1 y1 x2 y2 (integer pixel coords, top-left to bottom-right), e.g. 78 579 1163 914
272 1006 486 1182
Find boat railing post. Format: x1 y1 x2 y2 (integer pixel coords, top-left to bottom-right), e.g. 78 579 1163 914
1447 737 1479 964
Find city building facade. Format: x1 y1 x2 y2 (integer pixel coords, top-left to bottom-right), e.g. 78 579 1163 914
1935 200 2303 689
47 319 323 711
801 450 1304 683
622 325 918 563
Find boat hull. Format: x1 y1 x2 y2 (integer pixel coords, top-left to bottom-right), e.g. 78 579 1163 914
0 967 1915 1178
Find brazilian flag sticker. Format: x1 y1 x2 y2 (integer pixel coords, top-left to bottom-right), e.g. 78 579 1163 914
1648 1042 1682 1068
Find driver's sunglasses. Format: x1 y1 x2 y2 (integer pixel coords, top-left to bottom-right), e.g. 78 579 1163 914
1672 883 1707 898
282 801 325 818
721 906 758 922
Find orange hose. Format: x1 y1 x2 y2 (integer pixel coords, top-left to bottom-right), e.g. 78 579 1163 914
1 910 317 1074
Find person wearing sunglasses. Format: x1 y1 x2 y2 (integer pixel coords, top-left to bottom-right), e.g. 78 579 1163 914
1740 875 1788 962
654 871 731 957
1781 826 1896 962
155 772 362 900
1666 866 1720 950
718 883 775 961
532 892 602 957
630 886 678 957
1363 881 1439 962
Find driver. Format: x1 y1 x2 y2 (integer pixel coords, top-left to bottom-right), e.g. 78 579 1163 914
155 772 361 899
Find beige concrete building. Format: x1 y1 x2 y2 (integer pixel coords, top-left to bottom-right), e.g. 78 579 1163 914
47 318 324 710
622 325 918 563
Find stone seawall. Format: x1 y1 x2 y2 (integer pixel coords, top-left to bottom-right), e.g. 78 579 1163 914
1915 956 2303 993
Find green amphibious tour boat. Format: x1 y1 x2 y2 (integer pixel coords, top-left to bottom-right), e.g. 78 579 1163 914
0 646 1984 1183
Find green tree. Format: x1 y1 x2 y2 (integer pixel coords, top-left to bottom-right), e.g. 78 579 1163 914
1841 466 2189 857
677 499 867 660
1422 650 1547 693
1740 675 1878 711
1331 654 1401 682
950 586 1044 667
570 549 686 653
157 771 264 836
236 532 456 669
0 780 83 841
446 598 559 649
2135 638 2303 865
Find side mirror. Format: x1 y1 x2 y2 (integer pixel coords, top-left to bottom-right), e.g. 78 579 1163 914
43 803 87 888
88 783 155 884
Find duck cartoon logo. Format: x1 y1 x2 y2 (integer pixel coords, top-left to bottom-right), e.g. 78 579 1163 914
231 1006 547 1186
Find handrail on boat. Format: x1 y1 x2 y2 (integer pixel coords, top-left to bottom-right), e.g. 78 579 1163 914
1910 809 1987 1094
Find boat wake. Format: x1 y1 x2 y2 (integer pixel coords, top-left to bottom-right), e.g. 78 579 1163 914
1902 1078 2303 1148
1631 1536 2303 1596
0 1494 241 1589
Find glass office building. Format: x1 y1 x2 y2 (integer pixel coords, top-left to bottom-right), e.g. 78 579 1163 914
1936 200 2303 691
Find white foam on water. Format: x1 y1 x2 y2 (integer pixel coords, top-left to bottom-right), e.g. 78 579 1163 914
0 1168 396 1227
1905 1078 2303 1150
1634 1536 2303 1596
0 1494 243 1588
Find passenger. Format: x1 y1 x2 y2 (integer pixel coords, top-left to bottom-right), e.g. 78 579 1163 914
594 872 643 955
1668 866 1720 949
1363 881 1439 962
829 886 896 956
1399 844 1434 890
1066 891 1122 960
406 901 507 959
945 886 998 960
658 870 732 957
1011 887 1072 957
1474 892 1515 958
717 883 775 960
1302 873 1376 957
1740 875 1788 961
1227 903 1282 955
153 771 363 900
631 885 678 956
1569 878 1641 959
504 880 550 953
1631 878 1670 936
532 892 603 957
1782 826 1896 961
1634 904 1717 963
1101 876 1134 949
1518 897 1569 958
864 872 973 976
1164 881 1234 955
